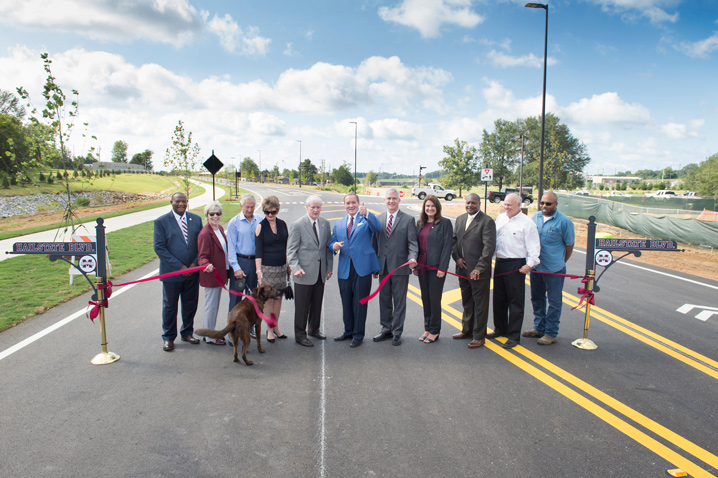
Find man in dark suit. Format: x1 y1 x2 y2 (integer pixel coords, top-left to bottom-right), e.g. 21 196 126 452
371 188 418 346
451 193 496 349
330 193 381 348
287 195 334 347
153 192 203 351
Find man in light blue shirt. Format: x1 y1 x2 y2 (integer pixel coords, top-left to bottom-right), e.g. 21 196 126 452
524 191 575 345
226 193 262 311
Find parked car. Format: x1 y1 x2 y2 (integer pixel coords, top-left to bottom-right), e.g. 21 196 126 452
644 190 677 198
608 191 629 197
682 191 697 197
570 190 591 196
411 183 457 201
487 188 533 205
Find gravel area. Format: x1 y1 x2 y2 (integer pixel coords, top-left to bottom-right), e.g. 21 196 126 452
0 192 158 218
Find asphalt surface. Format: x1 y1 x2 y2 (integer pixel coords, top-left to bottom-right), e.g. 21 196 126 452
1 183 717 478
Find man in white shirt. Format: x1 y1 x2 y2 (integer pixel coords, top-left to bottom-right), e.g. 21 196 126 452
488 193 540 349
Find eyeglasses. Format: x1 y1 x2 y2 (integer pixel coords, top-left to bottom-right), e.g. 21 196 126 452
540 202 554 206
264 210 278 215
208 212 222 217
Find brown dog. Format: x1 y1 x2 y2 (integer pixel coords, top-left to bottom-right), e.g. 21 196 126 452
196 283 279 365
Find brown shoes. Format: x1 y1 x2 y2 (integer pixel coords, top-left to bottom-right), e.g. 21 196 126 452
537 335 557 346
452 332 471 339
181 335 200 344
162 340 174 351
522 330 543 338
468 339 485 349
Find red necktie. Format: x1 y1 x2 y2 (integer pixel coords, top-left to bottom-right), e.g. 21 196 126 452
347 215 354 237
386 214 393 239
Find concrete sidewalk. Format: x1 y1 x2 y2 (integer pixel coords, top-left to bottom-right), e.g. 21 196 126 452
0 181 224 263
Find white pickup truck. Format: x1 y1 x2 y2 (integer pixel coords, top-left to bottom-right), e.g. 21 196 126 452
411 183 457 201
644 190 677 198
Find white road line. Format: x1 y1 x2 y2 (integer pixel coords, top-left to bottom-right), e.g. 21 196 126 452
0 268 161 362
574 249 718 291
319 296 327 478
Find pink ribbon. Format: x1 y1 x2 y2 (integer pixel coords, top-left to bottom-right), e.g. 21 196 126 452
572 277 595 310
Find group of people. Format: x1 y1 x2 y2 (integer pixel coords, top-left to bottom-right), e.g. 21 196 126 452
153 188 573 353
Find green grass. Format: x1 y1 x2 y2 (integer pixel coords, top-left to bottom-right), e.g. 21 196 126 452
0 172 180 197
0 183 206 241
0 183 247 333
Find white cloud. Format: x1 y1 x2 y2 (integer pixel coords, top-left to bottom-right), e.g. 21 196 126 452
562 92 651 125
378 0 484 38
587 0 679 24
659 120 704 140
370 118 421 140
207 14 271 55
674 32 718 58
0 0 206 46
283 42 297 56
487 50 558 68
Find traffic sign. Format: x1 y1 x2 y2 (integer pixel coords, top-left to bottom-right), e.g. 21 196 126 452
203 152 223 175
399 190 404 197
481 168 493 181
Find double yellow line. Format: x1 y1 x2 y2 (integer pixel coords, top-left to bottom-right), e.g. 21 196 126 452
406 284 718 477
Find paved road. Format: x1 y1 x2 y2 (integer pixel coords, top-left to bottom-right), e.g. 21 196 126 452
0 180 222 262
1 183 717 477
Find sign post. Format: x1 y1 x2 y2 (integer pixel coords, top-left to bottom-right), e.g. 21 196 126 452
480 168 493 213
203 151 224 200
90 218 120 365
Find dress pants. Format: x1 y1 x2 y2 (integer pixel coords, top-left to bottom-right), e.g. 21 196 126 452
417 270 446 335
338 261 372 341
458 270 491 340
294 269 325 341
492 258 527 342
161 275 199 341
202 286 223 333
378 273 410 336
228 256 257 311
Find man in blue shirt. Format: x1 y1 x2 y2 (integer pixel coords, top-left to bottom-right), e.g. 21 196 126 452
226 193 262 312
524 191 575 345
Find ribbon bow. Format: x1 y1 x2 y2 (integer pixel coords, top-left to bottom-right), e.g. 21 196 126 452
572 277 595 310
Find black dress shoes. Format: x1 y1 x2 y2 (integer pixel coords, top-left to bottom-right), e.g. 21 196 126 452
392 336 402 346
502 339 519 349
334 334 351 341
181 335 200 344
163 340 174 351
349 339 362 348
296 338 314 347
372 331 393 342
486 332 504 340
309 332 327 340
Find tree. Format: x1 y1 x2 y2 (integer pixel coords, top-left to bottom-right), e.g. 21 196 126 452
111 140 128 162
685 153 718 196
130 149 153 170
440 138 480 197
333 163 354 186
240 157 260 180
0 89 26 121
479 119 521 189
164 120 200 197
300 158 318 185
365 170 377 186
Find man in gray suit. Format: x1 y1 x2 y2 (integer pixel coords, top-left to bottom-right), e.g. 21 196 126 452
451 193 496 349
372 188 418 346
287 195 334 347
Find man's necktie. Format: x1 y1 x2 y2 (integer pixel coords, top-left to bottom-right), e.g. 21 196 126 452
465 214 473 231
313 221 319 243
347 215 354 237
386 214 393 238
181 215 188 243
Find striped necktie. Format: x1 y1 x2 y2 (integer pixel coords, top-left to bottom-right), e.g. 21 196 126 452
386 214 393 238
347 215 354 237
181 215 188 244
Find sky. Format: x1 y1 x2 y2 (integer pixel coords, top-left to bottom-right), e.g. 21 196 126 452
0 0 716 179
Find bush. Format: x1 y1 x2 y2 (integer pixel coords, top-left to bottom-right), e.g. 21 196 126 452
2 175 9 189
47 175 54 184
56 171 62 180
39 172 46 181
10 175 17 185
74 196 91 208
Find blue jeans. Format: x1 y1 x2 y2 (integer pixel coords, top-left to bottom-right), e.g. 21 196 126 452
530 267 566 338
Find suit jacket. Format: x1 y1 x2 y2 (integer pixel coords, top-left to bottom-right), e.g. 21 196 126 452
416 218 453 272
154 210 203 282
330 212 381 279
452 211 496 276
372 209 418 276
287 215 334 285
198 223 229 288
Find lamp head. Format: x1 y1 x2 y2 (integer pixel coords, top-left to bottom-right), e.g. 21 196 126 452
525 3 547 8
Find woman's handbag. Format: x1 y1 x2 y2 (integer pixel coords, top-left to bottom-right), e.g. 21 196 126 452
284 278 294 300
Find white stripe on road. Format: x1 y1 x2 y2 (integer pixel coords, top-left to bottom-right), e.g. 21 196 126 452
319 294 327 478
0 268 160 362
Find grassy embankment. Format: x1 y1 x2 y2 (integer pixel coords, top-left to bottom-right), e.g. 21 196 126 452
0 182 245 333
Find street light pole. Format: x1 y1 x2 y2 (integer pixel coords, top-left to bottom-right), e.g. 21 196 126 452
526 2 548 201
349 121 357 193
297 140 302 188
257 149 261 183
518 134 525 196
